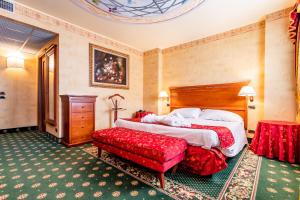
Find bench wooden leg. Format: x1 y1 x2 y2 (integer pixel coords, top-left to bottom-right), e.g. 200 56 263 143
171 165 178 174
158 173 165 189
98 147 102 158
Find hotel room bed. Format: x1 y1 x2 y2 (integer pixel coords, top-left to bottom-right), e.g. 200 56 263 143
115 114 247 176
115 118 247 157
94 81 250 176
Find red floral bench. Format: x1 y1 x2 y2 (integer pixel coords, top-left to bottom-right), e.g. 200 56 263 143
92 127 187 188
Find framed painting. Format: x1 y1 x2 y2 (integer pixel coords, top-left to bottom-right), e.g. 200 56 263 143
89 44 129 89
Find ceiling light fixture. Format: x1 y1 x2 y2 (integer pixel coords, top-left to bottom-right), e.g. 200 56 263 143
72 0 206 24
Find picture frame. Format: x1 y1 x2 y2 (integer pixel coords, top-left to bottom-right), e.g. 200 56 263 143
89 43 129 89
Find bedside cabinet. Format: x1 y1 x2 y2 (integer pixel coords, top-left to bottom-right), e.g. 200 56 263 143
61 95 97 147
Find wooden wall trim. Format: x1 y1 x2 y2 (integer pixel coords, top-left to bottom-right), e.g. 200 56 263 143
169 81 251 90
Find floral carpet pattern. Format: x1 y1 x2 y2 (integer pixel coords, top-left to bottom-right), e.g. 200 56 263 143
0 131 299 200
84 144 261 200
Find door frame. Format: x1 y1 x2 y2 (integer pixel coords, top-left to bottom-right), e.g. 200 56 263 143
38 54 46 132
37 36 59 133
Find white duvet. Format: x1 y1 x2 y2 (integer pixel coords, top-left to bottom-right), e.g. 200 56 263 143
141 113 192 127
115 118 247 157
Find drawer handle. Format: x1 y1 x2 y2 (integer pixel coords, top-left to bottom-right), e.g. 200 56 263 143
81 106 85 109
81 117 85 119
81 126 84 128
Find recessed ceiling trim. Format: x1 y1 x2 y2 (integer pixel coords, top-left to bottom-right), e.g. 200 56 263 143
0 16 57 56
71 0 206 24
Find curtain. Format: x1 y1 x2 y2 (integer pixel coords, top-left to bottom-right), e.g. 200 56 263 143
289 2 300 121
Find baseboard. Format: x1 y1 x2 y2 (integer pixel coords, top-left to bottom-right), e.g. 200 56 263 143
44 132 62 143
0 126 63 144
0 126 38 134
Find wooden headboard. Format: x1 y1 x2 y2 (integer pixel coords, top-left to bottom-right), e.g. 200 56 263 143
169 81 250 129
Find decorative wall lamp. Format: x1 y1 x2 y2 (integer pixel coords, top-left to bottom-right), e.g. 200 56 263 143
238 86 256 109
159 91 170 106
6 52 24 68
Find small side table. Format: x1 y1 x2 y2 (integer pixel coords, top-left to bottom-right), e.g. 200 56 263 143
250 120 300 163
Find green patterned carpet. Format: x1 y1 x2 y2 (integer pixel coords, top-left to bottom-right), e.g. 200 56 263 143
0 131 172 200
0 130 299 200
255 157 300 200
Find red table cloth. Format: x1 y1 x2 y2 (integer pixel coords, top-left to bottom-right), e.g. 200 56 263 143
250 120 300 163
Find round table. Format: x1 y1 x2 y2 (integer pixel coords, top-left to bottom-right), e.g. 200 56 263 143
250 120 300 163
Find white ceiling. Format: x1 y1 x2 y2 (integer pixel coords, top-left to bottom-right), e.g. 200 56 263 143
15 0 294 51
0 16 56 56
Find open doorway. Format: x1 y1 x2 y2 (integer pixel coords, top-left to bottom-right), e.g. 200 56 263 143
0 16 58 135
38 39 59 134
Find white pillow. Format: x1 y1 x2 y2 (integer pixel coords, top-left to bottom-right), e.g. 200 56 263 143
170 108 202 118
200 109 243 122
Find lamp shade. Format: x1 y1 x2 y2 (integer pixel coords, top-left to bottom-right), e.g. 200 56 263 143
159 91 169 98
7 52 24 68
238 86 256 97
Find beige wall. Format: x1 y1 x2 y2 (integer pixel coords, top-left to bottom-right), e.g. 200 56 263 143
59 32 143 135
264 15 297 121
0 3 143 138
1 3 296 136
144 8 296 130
161 26 265 130
0 55 37 129
143 49 163 114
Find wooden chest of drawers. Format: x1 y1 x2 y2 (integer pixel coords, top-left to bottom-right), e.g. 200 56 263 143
61 95 97 147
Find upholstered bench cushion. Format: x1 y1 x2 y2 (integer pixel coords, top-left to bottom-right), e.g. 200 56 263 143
92 127 187 163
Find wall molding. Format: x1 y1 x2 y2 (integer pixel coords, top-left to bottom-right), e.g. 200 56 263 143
144 48 162 56
266 7 292 22
0 2 292 57
162 21 266 54
6 2 143 57
162 7 292 54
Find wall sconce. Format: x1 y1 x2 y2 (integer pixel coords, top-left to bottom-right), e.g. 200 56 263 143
159 91 170 106
7 52 24 68
238 86 256 109
238 86 256 102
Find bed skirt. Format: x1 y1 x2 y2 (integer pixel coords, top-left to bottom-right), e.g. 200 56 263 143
180 145 227 176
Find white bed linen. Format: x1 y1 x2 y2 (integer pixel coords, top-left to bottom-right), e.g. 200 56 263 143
115 118 247 157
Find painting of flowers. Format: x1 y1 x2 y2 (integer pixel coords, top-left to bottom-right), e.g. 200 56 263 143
89 44 129 89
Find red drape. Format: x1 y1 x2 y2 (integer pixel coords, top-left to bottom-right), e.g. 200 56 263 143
289 2 300 121
289 3 299 44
